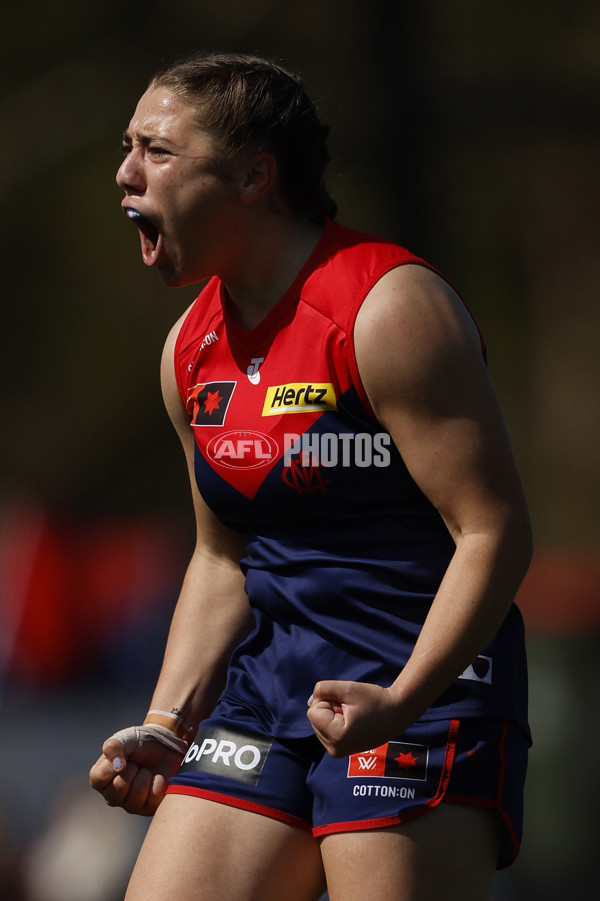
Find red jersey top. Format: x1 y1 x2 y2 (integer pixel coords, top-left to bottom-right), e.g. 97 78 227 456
174 218 529 740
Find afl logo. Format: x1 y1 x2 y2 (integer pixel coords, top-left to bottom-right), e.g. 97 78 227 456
206 430 278 470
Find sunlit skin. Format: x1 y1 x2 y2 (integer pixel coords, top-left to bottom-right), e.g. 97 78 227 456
109 88 532 769
91 70 531 901
117 87 246 287
117 87 323 327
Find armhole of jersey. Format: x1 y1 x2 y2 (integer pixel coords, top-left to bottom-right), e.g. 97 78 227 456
423 264 487 360
344 258 417 422
346 314 376 421
345 259 487 422
173 303 197 405
172 279 226 407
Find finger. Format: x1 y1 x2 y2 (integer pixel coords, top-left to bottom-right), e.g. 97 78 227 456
311 680 350 703
308 699 343 716
309 720 346 759
101 760 167 816
90 754 119 792
101 761 139 808
101 726 148 772
150 773 168 802
141 773 169 816
308 702 344 732
119 765 153 815
121 768 167 816
102 726 146 767
102 761 153 813
101 737 130 773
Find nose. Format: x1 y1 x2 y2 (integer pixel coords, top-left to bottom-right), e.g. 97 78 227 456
116 148 145 193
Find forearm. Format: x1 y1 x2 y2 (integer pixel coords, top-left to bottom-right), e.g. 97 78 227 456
146 545 253 730
388 518 532 725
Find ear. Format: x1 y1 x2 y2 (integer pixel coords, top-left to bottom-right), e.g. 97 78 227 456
239 153 278 205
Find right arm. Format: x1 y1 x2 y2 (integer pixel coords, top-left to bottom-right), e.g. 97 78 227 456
90 312 253 814
146 313 253 725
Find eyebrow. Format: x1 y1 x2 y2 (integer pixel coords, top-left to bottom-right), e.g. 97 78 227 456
121 130 177 148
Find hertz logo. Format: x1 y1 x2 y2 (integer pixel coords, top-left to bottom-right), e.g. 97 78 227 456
262 382 337 416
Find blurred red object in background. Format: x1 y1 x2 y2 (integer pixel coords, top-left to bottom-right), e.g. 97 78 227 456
0 498 186 686
517 550 600 634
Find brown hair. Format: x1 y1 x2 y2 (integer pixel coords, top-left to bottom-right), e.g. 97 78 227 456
150 51 337 221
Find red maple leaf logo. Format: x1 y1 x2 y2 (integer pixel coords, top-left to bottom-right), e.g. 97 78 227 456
394 751 418 769
203 390 223 415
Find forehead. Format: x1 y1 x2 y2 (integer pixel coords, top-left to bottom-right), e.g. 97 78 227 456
125 86 207 145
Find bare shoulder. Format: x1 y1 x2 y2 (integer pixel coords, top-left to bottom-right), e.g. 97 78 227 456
355 264 482 368
353 266 530 546
354 264 487 419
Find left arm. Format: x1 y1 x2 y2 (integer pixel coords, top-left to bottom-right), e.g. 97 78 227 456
307 264 532 756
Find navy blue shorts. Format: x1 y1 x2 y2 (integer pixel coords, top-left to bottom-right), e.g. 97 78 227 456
167 702 529 869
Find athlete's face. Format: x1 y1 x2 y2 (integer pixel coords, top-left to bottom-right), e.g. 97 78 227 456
117 86 243 287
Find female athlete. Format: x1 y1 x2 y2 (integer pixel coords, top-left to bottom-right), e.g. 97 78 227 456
90 51 532 901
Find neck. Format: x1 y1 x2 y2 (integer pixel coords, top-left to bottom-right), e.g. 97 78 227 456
222 214 324 330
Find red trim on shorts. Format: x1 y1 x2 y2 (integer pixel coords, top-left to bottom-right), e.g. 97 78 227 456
496 719 520 867
312 719 460 838
167 784 313 833
444 719 520 868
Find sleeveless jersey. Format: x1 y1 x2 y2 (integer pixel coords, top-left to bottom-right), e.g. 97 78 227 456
174 219 530 740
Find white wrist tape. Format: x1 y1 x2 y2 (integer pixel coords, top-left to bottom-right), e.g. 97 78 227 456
109 723 189 756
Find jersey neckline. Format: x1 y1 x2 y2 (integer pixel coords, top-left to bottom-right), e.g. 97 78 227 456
219 218 335 349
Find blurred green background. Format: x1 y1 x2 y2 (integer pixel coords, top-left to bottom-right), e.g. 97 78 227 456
1 1 599 899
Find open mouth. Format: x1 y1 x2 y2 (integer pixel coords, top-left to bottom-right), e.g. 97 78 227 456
125 207 161 264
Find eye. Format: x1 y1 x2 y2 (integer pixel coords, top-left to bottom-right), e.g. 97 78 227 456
147 145 172 160
121 143 132 157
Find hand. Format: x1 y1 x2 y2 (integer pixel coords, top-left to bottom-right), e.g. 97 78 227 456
89 724 188 815
307 680 407 758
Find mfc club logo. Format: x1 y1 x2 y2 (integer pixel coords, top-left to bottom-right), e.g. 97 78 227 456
458 655 493 684
348 741 429 781
188 381 236 427
206 430 279 470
